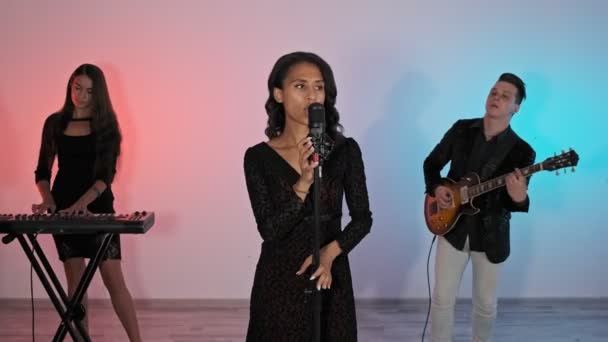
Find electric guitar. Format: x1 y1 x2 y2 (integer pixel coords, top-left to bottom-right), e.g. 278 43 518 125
424 149 579 235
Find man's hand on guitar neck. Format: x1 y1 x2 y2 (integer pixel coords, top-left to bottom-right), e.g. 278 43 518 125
506 168 528 203
434 186 454 210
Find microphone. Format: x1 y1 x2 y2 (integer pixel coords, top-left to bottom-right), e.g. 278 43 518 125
308 103 326 164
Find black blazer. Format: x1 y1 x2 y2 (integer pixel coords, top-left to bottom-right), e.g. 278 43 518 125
423 118 536 263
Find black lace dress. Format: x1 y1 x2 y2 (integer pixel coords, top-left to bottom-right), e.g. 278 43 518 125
34 113 120 261
243 137 372 342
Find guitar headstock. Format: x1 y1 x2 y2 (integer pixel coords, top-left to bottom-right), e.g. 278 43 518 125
542 148 579 174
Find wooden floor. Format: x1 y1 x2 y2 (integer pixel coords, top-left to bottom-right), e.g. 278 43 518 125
0 298 606 341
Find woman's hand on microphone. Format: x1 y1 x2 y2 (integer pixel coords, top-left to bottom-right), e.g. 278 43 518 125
297 136 318 185
292 136 317 200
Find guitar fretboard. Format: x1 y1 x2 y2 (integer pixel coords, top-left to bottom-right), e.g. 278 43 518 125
467 163 544 197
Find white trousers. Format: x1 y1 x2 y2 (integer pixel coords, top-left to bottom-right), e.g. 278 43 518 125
430 236 501 342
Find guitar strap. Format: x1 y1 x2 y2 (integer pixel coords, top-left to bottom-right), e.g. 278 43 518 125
479 129 518 181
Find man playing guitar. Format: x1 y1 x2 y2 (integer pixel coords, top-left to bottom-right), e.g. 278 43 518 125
423 73 535 342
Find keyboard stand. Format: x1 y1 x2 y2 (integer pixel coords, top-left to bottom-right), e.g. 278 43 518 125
10 232 115 342
0 211 154 341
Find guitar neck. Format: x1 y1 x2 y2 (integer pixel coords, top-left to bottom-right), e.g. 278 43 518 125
468 163 544 197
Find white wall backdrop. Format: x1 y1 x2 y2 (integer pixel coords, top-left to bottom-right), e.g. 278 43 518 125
0 0 606 299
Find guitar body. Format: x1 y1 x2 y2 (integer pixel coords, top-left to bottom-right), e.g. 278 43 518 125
424 172 481 235
423 149 579 235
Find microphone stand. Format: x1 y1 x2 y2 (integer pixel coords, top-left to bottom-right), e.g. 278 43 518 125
311 153 322 342
306 103 329 342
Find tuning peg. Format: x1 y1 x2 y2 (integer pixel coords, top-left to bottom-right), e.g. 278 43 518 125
571 167 575 173
556 170 560 176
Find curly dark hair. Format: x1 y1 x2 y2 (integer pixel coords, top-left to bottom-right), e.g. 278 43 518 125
265 52 343 140
59 64 121 182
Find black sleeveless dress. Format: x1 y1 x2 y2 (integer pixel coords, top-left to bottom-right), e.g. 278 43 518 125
35 113 120 261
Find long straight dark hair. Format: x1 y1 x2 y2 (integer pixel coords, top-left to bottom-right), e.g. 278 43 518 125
59 64 121 178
